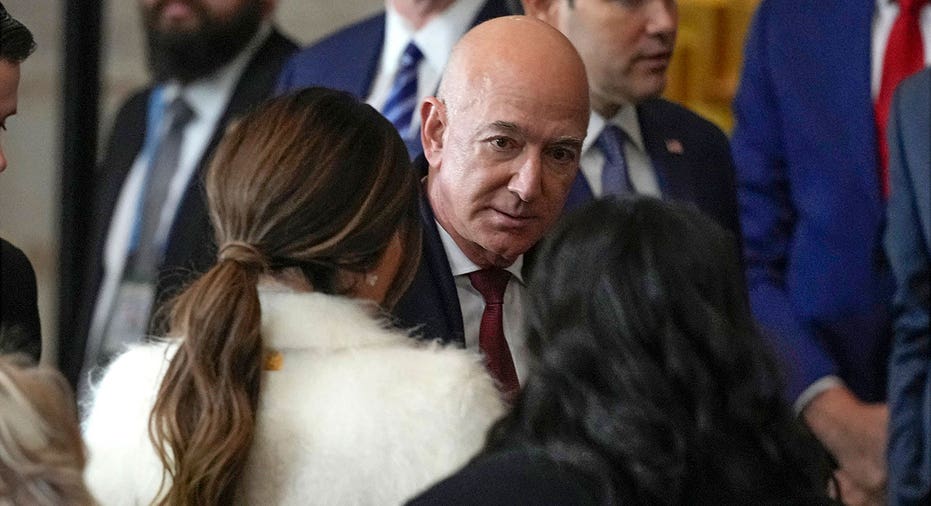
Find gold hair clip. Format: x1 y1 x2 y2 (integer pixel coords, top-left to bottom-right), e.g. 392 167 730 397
264 349 283 371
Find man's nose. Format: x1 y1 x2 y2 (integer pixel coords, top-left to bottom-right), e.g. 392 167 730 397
646 0 677 37
507 152 543 203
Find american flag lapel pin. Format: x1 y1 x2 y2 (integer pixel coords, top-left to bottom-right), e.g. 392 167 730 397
665 138 684 155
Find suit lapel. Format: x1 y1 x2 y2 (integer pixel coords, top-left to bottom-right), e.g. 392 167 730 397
637 100 695 203
907 72 931 247
418 192 465 344
342 15 386 99
563 172 594 212
393 158 464 344
791 1 878 214
161 30 298 282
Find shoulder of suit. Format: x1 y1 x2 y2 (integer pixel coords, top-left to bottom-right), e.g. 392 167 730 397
291 11 385 59
639 98 727 139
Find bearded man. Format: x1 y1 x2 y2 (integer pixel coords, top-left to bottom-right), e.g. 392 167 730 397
61 0 296 391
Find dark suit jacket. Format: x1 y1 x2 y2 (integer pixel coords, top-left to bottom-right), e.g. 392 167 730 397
884 68 931 506
730 0 892 403
60 30 297 388
407 445 840 506
564 98 742 240
406 448 598 506
393 166 464 345
0 238 42 362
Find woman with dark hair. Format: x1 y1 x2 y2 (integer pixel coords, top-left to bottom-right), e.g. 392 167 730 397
82 88 504 505
409 197 836 505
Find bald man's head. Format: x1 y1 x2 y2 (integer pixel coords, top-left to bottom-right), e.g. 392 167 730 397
438 16 589 117
420 16 589 268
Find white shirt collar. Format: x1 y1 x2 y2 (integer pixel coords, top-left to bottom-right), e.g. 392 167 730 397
582 106 646 155
435 220 525 283
383 0 486 78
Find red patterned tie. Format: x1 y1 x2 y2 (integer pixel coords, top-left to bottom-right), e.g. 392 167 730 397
876 0 928 198
468 268 519 397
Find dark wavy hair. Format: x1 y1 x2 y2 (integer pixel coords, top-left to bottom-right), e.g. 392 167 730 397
0 2 36 63
486 197 833 505
148 87 421 505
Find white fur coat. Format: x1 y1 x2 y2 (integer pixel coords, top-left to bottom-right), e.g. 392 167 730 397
82 290 505 505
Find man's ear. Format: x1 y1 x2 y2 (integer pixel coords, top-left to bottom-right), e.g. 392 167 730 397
420 97 446 167
521 0 559 23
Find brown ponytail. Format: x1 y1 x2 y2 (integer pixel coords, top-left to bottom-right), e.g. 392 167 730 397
146 87 421 504
149 258 263 505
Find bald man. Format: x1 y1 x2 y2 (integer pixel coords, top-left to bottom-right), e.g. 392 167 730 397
393 16 589 395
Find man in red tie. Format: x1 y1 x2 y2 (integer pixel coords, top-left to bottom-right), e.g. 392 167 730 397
393 16 590 398
731 1 929 504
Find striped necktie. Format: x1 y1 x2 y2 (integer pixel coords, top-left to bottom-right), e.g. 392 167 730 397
382 42 424 157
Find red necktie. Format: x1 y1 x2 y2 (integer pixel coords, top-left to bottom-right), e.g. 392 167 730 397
468 268 519 397
876 0 928 198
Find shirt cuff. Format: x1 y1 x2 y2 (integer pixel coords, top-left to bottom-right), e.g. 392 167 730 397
793 375 845 415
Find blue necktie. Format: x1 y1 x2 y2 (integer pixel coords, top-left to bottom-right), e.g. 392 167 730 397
128 97 195 278
381 42 424 157
596 124 632 196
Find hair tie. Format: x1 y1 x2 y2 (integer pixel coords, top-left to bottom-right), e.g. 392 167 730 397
217 241 268 271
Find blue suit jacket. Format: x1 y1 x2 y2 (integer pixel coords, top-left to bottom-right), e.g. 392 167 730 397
731 0 893 403
563 98 741 239
884 68 931 506
274 0 511 100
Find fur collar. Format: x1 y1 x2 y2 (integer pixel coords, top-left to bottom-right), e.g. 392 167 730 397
258 290 408 351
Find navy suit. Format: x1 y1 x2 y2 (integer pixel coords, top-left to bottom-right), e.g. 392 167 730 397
564 98 741 239
731 0 893 403
61 30 297 389
393 159 463 345
884 68 931 506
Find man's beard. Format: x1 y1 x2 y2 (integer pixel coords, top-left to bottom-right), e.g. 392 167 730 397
144 0 262 84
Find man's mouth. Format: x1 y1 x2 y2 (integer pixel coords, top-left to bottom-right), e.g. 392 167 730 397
491 208 535 227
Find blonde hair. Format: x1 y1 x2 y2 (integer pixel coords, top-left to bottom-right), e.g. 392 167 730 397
0 355 93 505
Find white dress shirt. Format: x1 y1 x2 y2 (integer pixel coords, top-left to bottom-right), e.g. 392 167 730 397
86 24 273 363
580 107 661 198
435 221 530 384
367 0 486 129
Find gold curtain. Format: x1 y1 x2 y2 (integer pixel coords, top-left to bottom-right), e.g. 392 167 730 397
663 0 759 132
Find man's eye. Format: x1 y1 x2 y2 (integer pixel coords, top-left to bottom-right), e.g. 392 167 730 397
490 137 513 149
548 147 577 163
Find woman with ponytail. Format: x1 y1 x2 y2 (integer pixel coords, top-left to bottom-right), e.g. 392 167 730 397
82 88 505 505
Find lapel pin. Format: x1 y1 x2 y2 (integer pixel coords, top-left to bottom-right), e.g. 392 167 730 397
665 139 684 155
